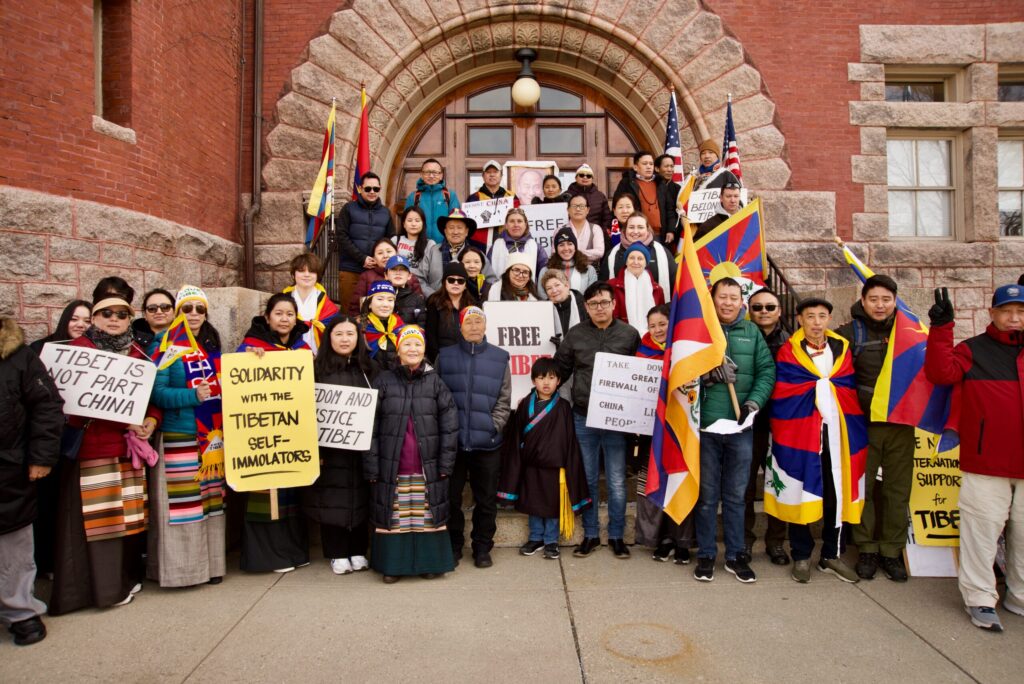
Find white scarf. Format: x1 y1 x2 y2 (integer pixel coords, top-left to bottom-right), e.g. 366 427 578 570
290 287 320 353
623 270 656 335
552 294 581 337
564 265 584 292
489 235 539 282
609 241 671 294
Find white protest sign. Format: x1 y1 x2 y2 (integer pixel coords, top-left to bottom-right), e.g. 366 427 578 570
483 300 557 404
684 187 749 224
522 202 568 254
461 197 514 229
314 383 377 451
40 343 157 425
586 352 662 435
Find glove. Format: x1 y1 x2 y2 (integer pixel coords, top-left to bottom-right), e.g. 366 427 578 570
737 401 758 424
928 287 954 327
705 356 738 386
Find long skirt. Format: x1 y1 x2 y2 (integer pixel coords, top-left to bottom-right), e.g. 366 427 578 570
240 489 309 572
146 433 227 587
371 474 454 577
49 459 145 615
634 445 695 549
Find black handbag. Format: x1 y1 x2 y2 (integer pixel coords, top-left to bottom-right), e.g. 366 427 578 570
59 421 90 461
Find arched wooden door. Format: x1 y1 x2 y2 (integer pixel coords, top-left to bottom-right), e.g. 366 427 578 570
387 75 646 213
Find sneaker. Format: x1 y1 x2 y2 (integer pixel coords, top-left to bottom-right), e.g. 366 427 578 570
1004 593 1024 617
673 547 691 565
543 543 560 560
350 556 369 572
767 544 790 566
693 557 715 582
273 566 295 574
965 606 1003 632
112 583 143 607
330 558 353 575
817 557 859 583
382 575 400 584
652 541 674 562
725 558 757 583
520 540 545 556
609 539 631 559
880 555 908 582
8 616 46 646
473 551 493 569
573 537 601 557
856 552 879 580
737 545 753 565
792 559 811 583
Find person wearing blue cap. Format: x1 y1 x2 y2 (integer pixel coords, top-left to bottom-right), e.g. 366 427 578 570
926 283 1024 633
386 255 426 326
361 280 404 370
608 241 665 335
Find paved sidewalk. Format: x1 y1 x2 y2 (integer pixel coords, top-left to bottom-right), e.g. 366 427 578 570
2 547 1020 683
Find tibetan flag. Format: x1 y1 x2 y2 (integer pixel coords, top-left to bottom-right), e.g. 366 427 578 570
721 97 741 179
674 174 696 252
646 220 727 523
352 87 371 195
305 101 337 248
663 90 684 183
692 197 766 289
152 314 198 370
840 245 953 441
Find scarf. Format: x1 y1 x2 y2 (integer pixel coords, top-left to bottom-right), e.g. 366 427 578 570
623 270 656 335
609 219 622 248
86 326 134 353
608 242 672 295
637 332 665 359
765 329 868 526
364 313 404 358
553 295 582 338
698 163 718 175
562 265 585 293
283 283 338 352
489 234 539 281
182 343 225 482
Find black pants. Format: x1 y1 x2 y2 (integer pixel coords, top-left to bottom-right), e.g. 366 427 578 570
448 448 501 555
744 428 787 548
320 521 368 559
789 427 840 562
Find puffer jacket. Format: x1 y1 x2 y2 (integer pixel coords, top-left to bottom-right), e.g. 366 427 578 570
553 318 641 414
0 319 64 534
566 182 613 231
338 196 395 274
395 286 427 327
150 326 221 435
405 179 461 245
364 363 458 529
302 358 373 528
436 338 512 451
835 301 895 417
753 324 790 432
700 316 776 427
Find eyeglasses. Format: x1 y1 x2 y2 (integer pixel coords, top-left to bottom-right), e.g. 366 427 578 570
750 304 778 312
145 303 173 313
570 204 588 210
362 186 381 193
509 268 532 277
180 304 207 315
446 277 466 285
577 174 593 179
586 299 613 310
422 169 442 176
97 309 131 320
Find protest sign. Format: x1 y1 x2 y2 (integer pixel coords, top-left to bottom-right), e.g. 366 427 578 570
461 196 514 229
585 352 662 435
684 187 749 224
483 300 556 404
315 383 377 451
522 202 568 253
221 350 319 492
909 428 960 547
40 343 156 425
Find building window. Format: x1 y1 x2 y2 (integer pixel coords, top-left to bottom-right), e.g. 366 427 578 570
884 82 945 103
538 87 582 111
887 138 954 237
998 140 1024 237
468 87 511 112
538 126 583 155
93 0 132 126
467 126 512 155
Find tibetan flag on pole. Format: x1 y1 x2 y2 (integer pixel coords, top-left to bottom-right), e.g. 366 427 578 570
152 314 198 370
673 174 696 252
305 100 337 248
691 197 766 295
646 221 727 523
352 86 371 195
721 95 741 180
840 244 952 440
663 90 684 183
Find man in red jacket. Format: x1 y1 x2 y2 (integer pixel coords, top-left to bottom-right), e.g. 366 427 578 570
926 284 1024 633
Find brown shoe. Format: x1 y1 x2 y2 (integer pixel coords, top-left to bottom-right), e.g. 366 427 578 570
382 575 400 584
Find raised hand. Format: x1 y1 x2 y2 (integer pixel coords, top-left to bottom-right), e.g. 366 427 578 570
929 287 954 327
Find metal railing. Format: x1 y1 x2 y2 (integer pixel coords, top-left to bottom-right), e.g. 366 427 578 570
311 211 341 303
765 253 800 333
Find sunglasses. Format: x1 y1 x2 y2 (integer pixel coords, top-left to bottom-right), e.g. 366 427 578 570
362 186 381 192
446 277 466 285
750 304 778 312
145 303 173 313
180 304 207 315
97 309 131 320
576 173 593 179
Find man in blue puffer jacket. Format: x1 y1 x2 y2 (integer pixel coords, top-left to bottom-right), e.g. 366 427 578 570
436 306 511 569
338 172 394 308
404 158 461 245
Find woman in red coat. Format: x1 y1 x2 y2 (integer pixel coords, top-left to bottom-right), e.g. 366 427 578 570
608 241 665 336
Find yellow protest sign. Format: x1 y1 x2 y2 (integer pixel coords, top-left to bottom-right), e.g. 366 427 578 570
909 428 960 547
221 350 320 492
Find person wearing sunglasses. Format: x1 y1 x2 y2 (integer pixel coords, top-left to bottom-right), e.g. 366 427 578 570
742 288 791 568
131 288 176 353
338 171 395 311
566 163 613 232
425 262 477 363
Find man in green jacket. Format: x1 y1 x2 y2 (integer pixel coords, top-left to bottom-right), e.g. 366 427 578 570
693 278 776 584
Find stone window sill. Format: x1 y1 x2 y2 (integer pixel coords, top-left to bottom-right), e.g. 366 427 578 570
92 115 137 144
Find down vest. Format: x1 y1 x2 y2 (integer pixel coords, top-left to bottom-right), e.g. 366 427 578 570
0 319 64 534
364 363 458 529
436 338 512 451
700 316 776 427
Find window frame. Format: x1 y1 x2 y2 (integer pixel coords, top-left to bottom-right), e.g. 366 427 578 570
998 65 1024 103
997 134 1024 238
885 131 963 240
883 65 963 103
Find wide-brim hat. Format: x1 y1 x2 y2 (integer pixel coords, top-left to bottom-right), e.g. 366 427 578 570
437 208 477 234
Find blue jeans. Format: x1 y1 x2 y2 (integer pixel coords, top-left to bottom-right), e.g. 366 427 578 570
528 516 559 545
695 430 754 560
574 414 627 539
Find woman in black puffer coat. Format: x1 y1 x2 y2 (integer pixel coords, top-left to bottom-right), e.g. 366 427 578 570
303 315 378 576
364 325 458 583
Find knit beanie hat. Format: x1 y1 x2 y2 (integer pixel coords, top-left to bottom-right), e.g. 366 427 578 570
175 285 209 312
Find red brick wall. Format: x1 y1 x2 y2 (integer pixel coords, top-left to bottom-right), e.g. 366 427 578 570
0 0 243 240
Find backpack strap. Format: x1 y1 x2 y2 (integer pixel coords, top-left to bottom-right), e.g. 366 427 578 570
852 318 866 357
413 190 422 207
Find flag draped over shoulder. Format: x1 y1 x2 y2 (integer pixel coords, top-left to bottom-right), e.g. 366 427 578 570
305 101 337 248
721 97 741 179
691 197 766 288
663 90 684 183
645 224 726 523
153 314 198 370
840 245 953 442
765 330 868 525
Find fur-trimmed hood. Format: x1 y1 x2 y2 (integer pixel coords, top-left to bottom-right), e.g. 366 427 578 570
0 318 25 360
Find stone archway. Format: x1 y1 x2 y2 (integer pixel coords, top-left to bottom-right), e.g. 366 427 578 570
254 0 790 289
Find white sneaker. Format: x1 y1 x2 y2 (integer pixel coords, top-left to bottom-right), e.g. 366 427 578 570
272 566 295 574
1004 593 1024 617
350 555 369 571
113 583 143 607
330 558 353 575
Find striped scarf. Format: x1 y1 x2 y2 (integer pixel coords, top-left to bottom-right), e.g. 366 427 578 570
636 332 666 359
364 313 404 359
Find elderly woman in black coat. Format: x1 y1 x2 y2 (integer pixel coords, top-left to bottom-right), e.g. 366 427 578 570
303 316 377 576
364 325 458 583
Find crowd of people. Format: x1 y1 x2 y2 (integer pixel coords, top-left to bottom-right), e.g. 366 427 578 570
1 147 1023 647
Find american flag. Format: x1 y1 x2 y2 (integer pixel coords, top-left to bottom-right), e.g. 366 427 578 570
721 96 741 179
663 90 684 183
